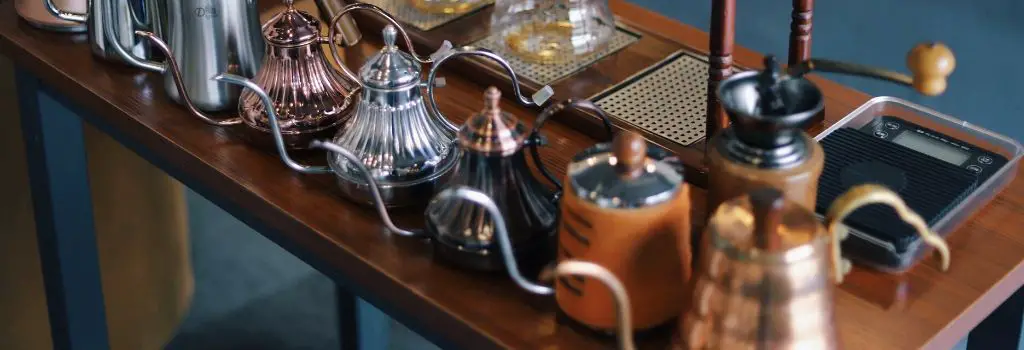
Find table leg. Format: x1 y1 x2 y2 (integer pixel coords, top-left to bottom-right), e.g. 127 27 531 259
15 71 110 350
337 286 358 350
967 287 1024 350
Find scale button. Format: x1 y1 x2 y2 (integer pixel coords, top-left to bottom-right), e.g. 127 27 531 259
874 130 888 138
884 121 900 130
967 165 983 174
978 155 993 164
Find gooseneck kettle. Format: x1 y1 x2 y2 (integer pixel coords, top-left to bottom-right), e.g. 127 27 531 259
706 43 956 216
677 185 951 349
219 22 454 206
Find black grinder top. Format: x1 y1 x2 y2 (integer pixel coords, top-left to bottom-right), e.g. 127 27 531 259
716 56 825 168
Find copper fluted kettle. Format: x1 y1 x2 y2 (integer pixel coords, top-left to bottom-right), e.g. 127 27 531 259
677 185 952 349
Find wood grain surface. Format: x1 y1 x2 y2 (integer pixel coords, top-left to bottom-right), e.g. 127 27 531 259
1 1 1022 349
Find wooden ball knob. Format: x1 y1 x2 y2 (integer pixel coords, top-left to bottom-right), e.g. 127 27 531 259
612 131 647 178
907 42 956 96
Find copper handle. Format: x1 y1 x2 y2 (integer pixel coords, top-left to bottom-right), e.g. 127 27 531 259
553 261 636 350
426 47 555 136
824 184 952 283
529 98 616 192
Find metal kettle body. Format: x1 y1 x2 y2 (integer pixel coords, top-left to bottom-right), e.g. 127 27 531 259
42 0 150 61
155 0 264 112
427 144 558 271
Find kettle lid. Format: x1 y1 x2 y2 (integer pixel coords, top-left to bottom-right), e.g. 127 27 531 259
360 25 421 89
263 0 321 47
709 188 824 260
567 131 683 209
457 87 528 157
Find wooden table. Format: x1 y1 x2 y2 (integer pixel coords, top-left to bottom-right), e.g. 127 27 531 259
2 1 1022 349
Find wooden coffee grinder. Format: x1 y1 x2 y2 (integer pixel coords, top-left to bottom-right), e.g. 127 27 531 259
706 43 956 213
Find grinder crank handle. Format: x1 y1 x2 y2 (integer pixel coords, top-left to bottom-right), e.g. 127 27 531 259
786 42 956 96
214 73 331 174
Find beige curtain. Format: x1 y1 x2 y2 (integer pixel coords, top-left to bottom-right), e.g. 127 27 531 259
0 55 194 350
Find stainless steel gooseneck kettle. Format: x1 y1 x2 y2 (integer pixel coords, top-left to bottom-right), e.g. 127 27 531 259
104 0 264 120
218 22 454 205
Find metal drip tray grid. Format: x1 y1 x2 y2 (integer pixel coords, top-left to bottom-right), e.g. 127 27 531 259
592 51 719 147
357 0 493 31
469 27 640 85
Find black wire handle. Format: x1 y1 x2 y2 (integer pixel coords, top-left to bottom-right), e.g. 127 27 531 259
528 99 617 195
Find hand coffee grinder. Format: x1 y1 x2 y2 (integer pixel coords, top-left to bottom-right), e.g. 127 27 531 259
706 42 955 213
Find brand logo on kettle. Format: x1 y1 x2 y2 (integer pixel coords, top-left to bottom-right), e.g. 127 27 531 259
194 6 219 18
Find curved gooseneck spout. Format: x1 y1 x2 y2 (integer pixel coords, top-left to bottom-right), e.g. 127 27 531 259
213 73 330 174
44 0 88 23
435 186 636 350
425 47 555 135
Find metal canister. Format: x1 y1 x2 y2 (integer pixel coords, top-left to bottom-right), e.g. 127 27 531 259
556 131 691 333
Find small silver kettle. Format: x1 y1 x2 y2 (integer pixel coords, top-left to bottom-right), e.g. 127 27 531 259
217 20 453 207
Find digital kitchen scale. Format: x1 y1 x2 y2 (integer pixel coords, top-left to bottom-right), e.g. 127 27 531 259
814 97 1023 272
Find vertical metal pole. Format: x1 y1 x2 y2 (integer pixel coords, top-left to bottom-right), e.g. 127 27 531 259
16 71 110 350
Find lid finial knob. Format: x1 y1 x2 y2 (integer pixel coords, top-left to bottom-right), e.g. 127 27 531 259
612 131 647 178
382 25 398 49
907 42 956 96
284 0 294 9
483 87 502 112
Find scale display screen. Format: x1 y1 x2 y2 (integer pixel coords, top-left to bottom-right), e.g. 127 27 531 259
892 130 970 165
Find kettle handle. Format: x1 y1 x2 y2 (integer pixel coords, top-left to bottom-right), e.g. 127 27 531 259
824 184 952 283
425 47 555 135
433 186 555 295
553 261 637 350
103 0 165 73
213 73 332 174
529 99 616 194
310 140 427 239
43 0 88 23
328 3 451 65
435 187 637 350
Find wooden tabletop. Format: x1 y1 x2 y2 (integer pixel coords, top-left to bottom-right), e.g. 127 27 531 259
2 1 1022 349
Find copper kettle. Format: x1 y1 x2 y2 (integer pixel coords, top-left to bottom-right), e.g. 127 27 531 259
677 185 952 349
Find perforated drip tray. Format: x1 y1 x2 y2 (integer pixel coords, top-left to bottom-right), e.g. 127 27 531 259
593 50 739 147
357 0 493 31
469 26 641 85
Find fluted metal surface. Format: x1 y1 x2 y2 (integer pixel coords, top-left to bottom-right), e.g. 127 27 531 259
426 150 557 271
327 86 456 206
241 45 357 138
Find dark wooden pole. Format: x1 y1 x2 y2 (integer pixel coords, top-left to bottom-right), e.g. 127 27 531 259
788 0 814 66
705 0 735 160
